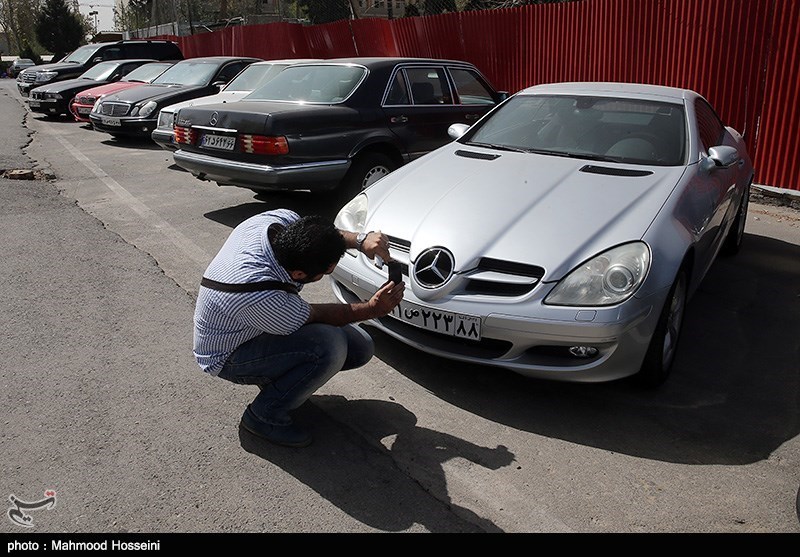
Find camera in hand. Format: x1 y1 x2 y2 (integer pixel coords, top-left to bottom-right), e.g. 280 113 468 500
388 261 402 285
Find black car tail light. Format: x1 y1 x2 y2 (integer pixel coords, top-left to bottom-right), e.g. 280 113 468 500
238 134 289 155
174 125 197 145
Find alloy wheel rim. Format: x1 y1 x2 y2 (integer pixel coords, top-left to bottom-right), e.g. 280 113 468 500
362 165 390 189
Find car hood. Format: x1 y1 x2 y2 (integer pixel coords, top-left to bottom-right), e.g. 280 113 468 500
361 143 687 282
78 81 143 99
33 76 105 94
160 91 249 114
100 83 198 105
22 62 81 74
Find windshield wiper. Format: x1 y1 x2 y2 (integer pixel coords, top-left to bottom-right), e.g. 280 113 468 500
529 149 624 163
467 141 529 153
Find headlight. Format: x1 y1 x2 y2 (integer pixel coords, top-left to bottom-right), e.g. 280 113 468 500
46 92 62 99
92 100 103 113
157 110 174 130
35 71 57 82
334 193 368 233
335 194 369 257
544 242 650 306
137 101 158 118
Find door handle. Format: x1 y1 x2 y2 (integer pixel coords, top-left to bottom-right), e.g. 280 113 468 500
465 113 480 120
390 115 408 123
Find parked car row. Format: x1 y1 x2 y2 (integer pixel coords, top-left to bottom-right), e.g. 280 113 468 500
21 48 754 387
16 39 183 97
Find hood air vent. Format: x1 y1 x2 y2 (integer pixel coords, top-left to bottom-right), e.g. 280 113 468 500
580 165 653 177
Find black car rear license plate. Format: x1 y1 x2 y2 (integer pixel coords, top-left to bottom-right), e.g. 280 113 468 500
201 134 235 151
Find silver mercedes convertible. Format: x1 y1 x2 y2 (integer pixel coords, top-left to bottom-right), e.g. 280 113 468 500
331 82 754 386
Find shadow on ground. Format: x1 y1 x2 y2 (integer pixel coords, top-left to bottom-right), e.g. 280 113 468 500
239 397 509 532
204 192 344 228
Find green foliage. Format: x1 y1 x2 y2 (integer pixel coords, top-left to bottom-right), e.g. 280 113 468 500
296 0 350 24
35 0 87 59
19 41 43 65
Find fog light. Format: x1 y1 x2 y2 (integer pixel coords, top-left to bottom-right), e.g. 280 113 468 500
569 346 598 358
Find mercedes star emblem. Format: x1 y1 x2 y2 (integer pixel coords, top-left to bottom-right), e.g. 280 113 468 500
414 247 455 288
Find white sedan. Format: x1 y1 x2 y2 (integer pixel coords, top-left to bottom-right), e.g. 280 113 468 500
331 82 754 386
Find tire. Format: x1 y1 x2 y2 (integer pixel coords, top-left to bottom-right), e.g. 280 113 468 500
635 267 688 387
340 153 395 199
721 182 750 256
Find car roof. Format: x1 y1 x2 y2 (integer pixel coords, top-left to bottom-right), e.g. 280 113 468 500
253 58 321 65
520 82 696 102
290 57 481 69
175 56 262 63
94 58 158 66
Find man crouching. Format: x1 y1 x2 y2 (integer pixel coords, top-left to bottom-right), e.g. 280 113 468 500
193 208 403 447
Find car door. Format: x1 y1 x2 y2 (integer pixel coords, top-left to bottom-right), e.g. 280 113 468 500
382 64 468 160
683 97 739 278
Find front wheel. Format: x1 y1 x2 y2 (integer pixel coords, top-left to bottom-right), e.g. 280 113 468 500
721 182 750 256
635 268 688 387
340 153 395 199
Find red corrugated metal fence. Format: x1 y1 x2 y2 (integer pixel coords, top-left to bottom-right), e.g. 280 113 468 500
154 0 799 191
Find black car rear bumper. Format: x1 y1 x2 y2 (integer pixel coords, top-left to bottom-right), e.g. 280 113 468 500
173 149 350 192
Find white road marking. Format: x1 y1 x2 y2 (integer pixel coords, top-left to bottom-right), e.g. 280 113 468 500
48 130 211 267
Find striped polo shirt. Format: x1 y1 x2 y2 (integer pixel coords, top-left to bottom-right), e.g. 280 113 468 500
193 209 311 376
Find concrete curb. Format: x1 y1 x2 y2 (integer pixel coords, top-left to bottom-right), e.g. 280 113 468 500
751 184 800 211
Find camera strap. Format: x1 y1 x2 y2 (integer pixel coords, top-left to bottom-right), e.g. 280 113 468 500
200 277 298 295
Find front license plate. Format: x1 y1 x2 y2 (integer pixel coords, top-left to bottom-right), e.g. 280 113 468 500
388 300 482 340
101 116 121 127
28 100 40 107
77 106 91 114
201 133 235 151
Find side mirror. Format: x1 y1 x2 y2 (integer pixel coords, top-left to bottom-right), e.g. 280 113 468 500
701 145 739 172
212 80 226 89
92 56 103 64
448 123 470 140
497 91 510 101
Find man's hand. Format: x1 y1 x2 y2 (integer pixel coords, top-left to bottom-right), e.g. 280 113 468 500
368 280 404 317
361 231 391 263
307 280 404 326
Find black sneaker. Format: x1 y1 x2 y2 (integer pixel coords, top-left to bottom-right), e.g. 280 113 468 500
240 406 312 448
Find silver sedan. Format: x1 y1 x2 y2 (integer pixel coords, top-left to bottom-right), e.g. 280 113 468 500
330 82 754 386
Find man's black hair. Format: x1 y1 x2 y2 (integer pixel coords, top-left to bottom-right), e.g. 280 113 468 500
272 215 346 277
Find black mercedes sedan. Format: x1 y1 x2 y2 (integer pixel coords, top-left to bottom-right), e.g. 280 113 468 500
90 56 261 138
27 59 157 117
171 57 507 197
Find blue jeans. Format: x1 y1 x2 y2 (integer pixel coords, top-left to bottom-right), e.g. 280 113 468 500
217 323 374 426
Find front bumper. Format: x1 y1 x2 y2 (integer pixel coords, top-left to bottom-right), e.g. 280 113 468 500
17 81 34 97
70 101 94 122
89 115 157 137
172 149 350 192
28 97 69 115
330 252 669 382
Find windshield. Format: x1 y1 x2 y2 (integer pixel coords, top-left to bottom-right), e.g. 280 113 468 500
224 63 289 92
465 94 687 166
153 61 219 86
244 64 366 103
124 62 172 83
79 61 120 81
61 44 102 65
